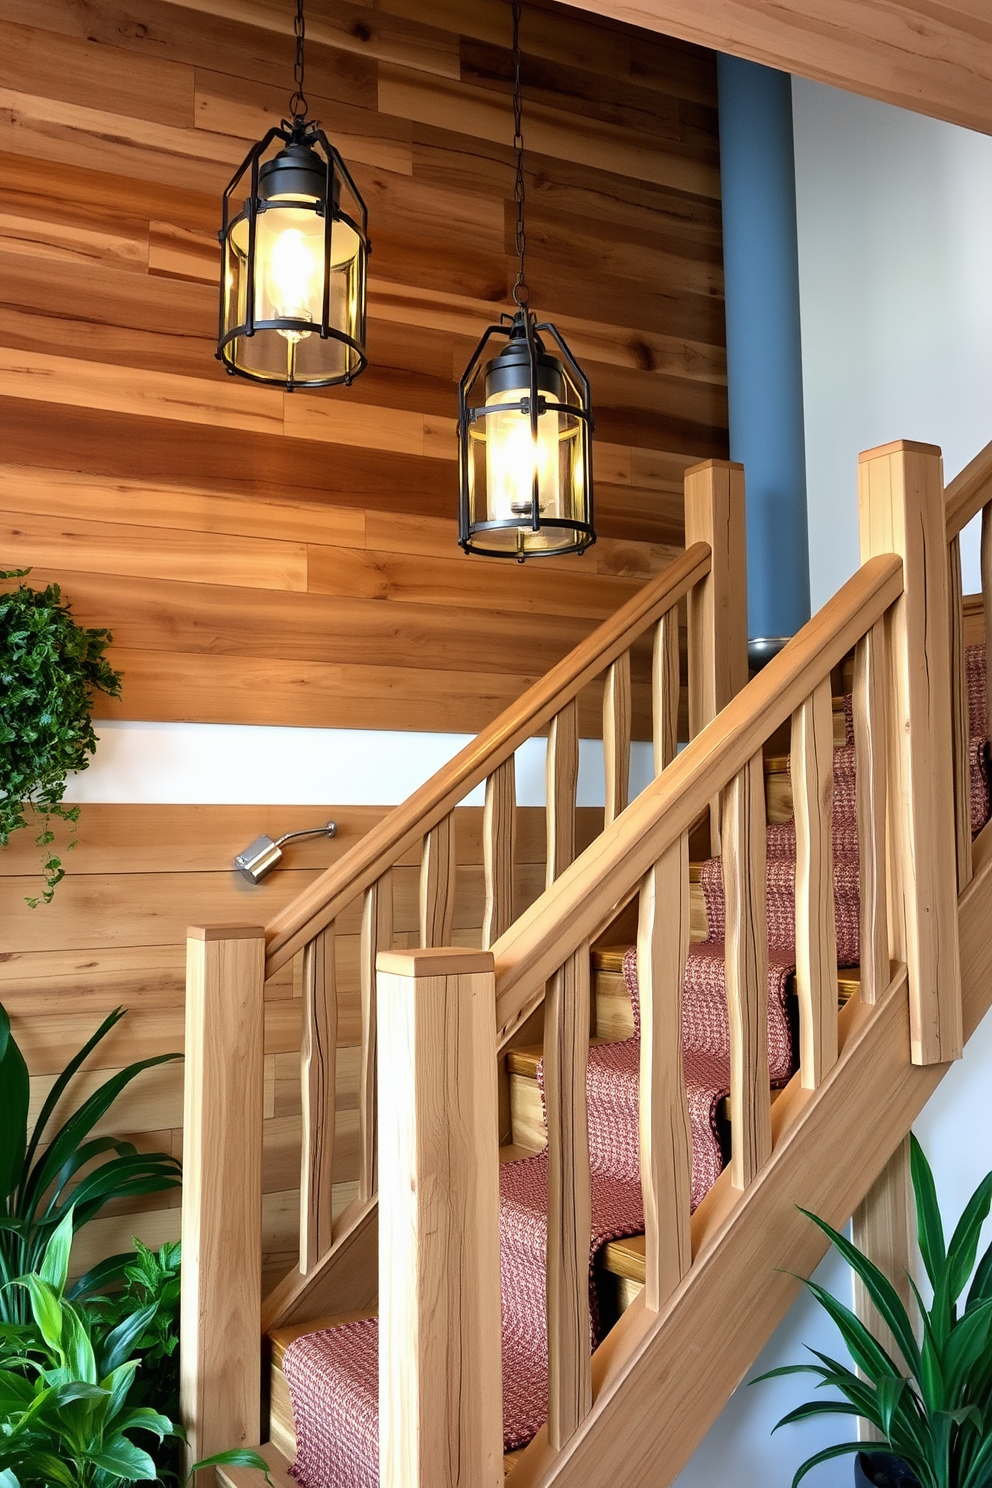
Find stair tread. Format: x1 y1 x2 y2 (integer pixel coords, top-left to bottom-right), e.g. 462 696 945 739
270 1309 376 1367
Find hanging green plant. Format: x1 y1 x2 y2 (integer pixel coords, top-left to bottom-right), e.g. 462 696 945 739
0 569 122 905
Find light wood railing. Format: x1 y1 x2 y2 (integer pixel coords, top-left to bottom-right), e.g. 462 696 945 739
945 437 992 891
180 459 749 1468
182 439 989 1486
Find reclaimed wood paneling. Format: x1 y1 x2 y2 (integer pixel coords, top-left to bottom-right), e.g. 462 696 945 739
0 0 725 734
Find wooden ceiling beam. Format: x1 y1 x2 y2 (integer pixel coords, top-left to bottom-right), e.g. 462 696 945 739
567 0 992 136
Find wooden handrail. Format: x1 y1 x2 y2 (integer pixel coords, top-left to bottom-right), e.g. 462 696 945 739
263 543 712 976
492 554 904 1044
945 437 992 541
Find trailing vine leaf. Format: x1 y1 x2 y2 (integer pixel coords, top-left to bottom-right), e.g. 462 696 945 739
0 568 122 905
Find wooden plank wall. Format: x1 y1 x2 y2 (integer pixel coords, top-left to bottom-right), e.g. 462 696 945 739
0 0 726 735
0 802 602 1284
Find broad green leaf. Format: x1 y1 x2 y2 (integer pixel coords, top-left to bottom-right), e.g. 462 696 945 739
37 1208 74 1294
803 1279 902 1382
788 1440 865 1488
66 1250 135 1304
966 1237 992 1314
100 1358 139 1424
91 1434 158 1479
0 1004 29 1202
799 1207 921 1374
115 1403 174 1441
911 1133 946 1292
60 1298 99 1385
20 1007 128 1183
100 1301 157 1375
191 1448 274 1478
945 1169 992 1307
17 1274 62 1350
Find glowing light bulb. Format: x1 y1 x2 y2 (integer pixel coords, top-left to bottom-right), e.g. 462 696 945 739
265 222 321 342
485 388 561 525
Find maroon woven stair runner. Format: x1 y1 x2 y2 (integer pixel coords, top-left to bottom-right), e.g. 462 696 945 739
284 647 989 1487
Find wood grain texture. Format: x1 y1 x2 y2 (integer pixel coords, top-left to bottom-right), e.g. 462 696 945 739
506 829 992 1488
722 754 771 1190
377 951 502 1488
557 0 992 138
546 700 579 888
852 1134 915 1438
544 949 594 1449
358 873 392 1202
483 757 516 949
299 928 337 1275
637 840 692 1311
420 811 457 947
858 442 962 1064
791 680 839 1089
603 650 632 826
853 625 890 1006
652 607 680 775
983 504 992 750
180 927 265 1474
0 2 727 733
948 535 973 890
494 556 903 1045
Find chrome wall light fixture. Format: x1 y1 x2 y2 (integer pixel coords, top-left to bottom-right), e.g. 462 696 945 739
235 820 337 883
457 0 595 560
217 0 370 390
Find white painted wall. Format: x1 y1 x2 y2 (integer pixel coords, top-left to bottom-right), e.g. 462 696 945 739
793 79 992 609
676 79 992 1488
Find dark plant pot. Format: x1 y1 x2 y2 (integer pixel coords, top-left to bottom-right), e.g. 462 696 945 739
855 1451 923 1488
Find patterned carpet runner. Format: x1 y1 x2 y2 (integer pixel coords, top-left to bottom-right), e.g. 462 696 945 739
284 647 989 1487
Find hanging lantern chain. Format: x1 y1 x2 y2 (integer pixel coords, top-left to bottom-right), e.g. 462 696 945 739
510 0 529 309
288 0 309 126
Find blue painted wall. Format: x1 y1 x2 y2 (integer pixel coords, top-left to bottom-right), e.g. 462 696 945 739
718 56 811 646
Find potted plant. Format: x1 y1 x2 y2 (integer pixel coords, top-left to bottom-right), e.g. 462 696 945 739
0 569 122 904
756 1135 992 1488
0 1210 270 1485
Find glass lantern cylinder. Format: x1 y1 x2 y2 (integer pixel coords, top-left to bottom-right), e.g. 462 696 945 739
218 125 369 391
458 315 595 559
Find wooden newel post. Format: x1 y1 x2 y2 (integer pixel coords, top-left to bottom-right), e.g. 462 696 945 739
377 948 503 1488
858 441 963 1065
181 925 266 1481
685 459 749 851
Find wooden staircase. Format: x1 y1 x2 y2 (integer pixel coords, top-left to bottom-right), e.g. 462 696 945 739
188 439 992 1488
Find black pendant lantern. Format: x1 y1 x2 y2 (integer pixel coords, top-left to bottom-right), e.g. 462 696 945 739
217 0 370 391
458 1 594 560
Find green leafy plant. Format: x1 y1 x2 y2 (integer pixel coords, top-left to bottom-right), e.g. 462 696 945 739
0 1211 270 1486
0 1001 182 1325
0 569 122 904
756 1135 992 1488
88 1240 183 1480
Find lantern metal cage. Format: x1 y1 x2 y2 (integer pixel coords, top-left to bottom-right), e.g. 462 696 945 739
458 309 595 560
217 119 370 392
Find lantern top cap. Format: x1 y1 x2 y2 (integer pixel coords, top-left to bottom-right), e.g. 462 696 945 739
258 136 328 202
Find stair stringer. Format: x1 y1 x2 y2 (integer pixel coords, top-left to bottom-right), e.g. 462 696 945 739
509 821 992 1488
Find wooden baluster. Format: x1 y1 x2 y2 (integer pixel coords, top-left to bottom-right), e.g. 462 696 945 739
358 872 392 1204
852 1136 915 1441
854 624 890 1004
722 755 771 1189
420 811 456 947
377 948 502 1488
544 947 593 1448
983 503 992 750
859 441 962 1065
652 606 680 776
638 838 692 1311
546 699 579 889
300 926 337 1272
181 925 265 1477
685 459 749 855
483 756 516 948
792 680 839 1089
948 535 973 891
603 649 631 826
